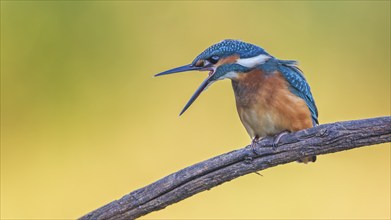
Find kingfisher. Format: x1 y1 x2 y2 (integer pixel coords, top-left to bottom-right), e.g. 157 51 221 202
155 39 318 163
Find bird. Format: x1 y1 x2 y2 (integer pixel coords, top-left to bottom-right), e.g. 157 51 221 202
155 39 318 163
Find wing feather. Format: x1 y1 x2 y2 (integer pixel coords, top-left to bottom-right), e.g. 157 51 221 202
278 60 319 125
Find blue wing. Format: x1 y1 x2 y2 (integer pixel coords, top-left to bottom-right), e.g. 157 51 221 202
278 60 319 125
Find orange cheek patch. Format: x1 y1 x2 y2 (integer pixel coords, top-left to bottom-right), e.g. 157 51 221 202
217 54 240 66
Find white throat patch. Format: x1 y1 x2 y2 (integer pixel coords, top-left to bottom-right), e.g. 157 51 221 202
236 54 271 68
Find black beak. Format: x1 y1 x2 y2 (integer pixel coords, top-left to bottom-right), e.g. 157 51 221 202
155 64 215 116
179 74 214 115
154 64 202 77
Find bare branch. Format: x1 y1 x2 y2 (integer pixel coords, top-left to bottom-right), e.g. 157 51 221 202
80 116 391 220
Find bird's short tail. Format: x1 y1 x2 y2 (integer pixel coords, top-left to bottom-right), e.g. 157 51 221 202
297 156 317 164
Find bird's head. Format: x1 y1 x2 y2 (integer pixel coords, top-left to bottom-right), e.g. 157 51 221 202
155 39 272 115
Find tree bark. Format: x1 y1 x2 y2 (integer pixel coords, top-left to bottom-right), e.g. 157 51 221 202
80 116 391 220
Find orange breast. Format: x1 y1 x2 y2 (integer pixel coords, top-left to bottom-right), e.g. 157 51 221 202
232 69 313 138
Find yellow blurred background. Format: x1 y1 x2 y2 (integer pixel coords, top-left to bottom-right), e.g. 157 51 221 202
1 1 390 219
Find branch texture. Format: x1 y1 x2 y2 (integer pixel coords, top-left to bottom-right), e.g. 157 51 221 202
80 116 391 220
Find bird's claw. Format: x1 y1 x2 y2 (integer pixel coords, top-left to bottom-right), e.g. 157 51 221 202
250 136 260 155
271 131 289 149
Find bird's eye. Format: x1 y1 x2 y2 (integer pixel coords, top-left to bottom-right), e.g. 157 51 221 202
208 55 220 64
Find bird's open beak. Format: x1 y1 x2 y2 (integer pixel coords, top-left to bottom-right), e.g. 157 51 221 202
155 64 216 116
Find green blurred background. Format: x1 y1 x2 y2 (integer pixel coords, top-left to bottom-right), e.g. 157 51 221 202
1 1 390 219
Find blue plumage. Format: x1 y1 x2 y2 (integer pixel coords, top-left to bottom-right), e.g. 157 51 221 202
190 39 319 125
156 39 319 163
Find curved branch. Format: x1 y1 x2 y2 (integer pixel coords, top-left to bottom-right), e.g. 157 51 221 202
80 116 391 220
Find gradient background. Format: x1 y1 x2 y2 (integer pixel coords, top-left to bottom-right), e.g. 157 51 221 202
1 1 390 219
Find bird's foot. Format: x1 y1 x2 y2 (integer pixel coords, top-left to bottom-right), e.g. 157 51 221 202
272 131 290 148
250 136 260 155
